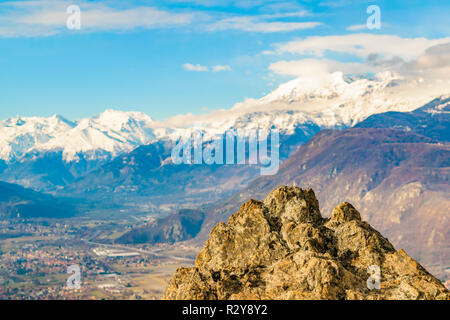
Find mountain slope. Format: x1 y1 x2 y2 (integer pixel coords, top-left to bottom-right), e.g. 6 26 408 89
116 209 205 244
0 181 76 218
164 186 450 300
356 95 450 141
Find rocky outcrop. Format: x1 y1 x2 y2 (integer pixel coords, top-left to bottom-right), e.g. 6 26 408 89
164 186 450 300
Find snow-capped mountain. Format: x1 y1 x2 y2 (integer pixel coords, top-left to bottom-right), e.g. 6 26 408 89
0 114 75 161
1 71 445 164
231 71 445 128
0 110 156 163
158 71 446 142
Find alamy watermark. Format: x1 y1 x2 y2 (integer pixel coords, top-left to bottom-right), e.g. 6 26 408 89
171 128 280 175
366 5 381 30
66 5 81 30
366 265 381 290
66 264 81 289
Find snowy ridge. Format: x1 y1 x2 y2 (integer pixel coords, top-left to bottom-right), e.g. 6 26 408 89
0 110 156 162
418 95 450 114
0 114 75 161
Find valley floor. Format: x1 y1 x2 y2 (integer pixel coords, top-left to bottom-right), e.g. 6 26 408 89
1 207 448 299
0 218 198 300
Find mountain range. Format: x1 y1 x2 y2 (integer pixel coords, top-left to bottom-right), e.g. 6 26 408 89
0 72 445 207
0 110 156 191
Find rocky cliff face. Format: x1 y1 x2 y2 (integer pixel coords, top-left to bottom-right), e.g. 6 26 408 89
164 186 449 300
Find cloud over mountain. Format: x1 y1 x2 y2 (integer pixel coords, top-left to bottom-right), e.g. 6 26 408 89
265 34 450 85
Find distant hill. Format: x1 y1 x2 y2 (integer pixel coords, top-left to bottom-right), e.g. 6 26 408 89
0 181 76 218
116 209 205 244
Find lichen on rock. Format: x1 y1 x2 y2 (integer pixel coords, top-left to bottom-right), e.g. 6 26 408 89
163 186 450 300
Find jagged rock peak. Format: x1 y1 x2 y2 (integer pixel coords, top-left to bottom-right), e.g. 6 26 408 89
164 186 450 300
262 186 322 226
330 202 361 223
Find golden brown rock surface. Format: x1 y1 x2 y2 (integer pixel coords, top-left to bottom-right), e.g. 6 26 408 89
164 186 450 300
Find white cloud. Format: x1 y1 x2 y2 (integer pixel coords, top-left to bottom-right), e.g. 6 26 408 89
182 63 209 72
183 64 231 72
319 0 353 8
270 34 450 61
267 34 450 87
212 65 231 72
269 59 374 77
30 7 194 30
259 10 311 19
400 43 450 81
0 0 318 37
168 0 302 10
209 16 320 33
346 24 367 31
0 0 199 37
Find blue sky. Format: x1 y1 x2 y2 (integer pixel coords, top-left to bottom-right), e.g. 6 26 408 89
0 0 449 121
